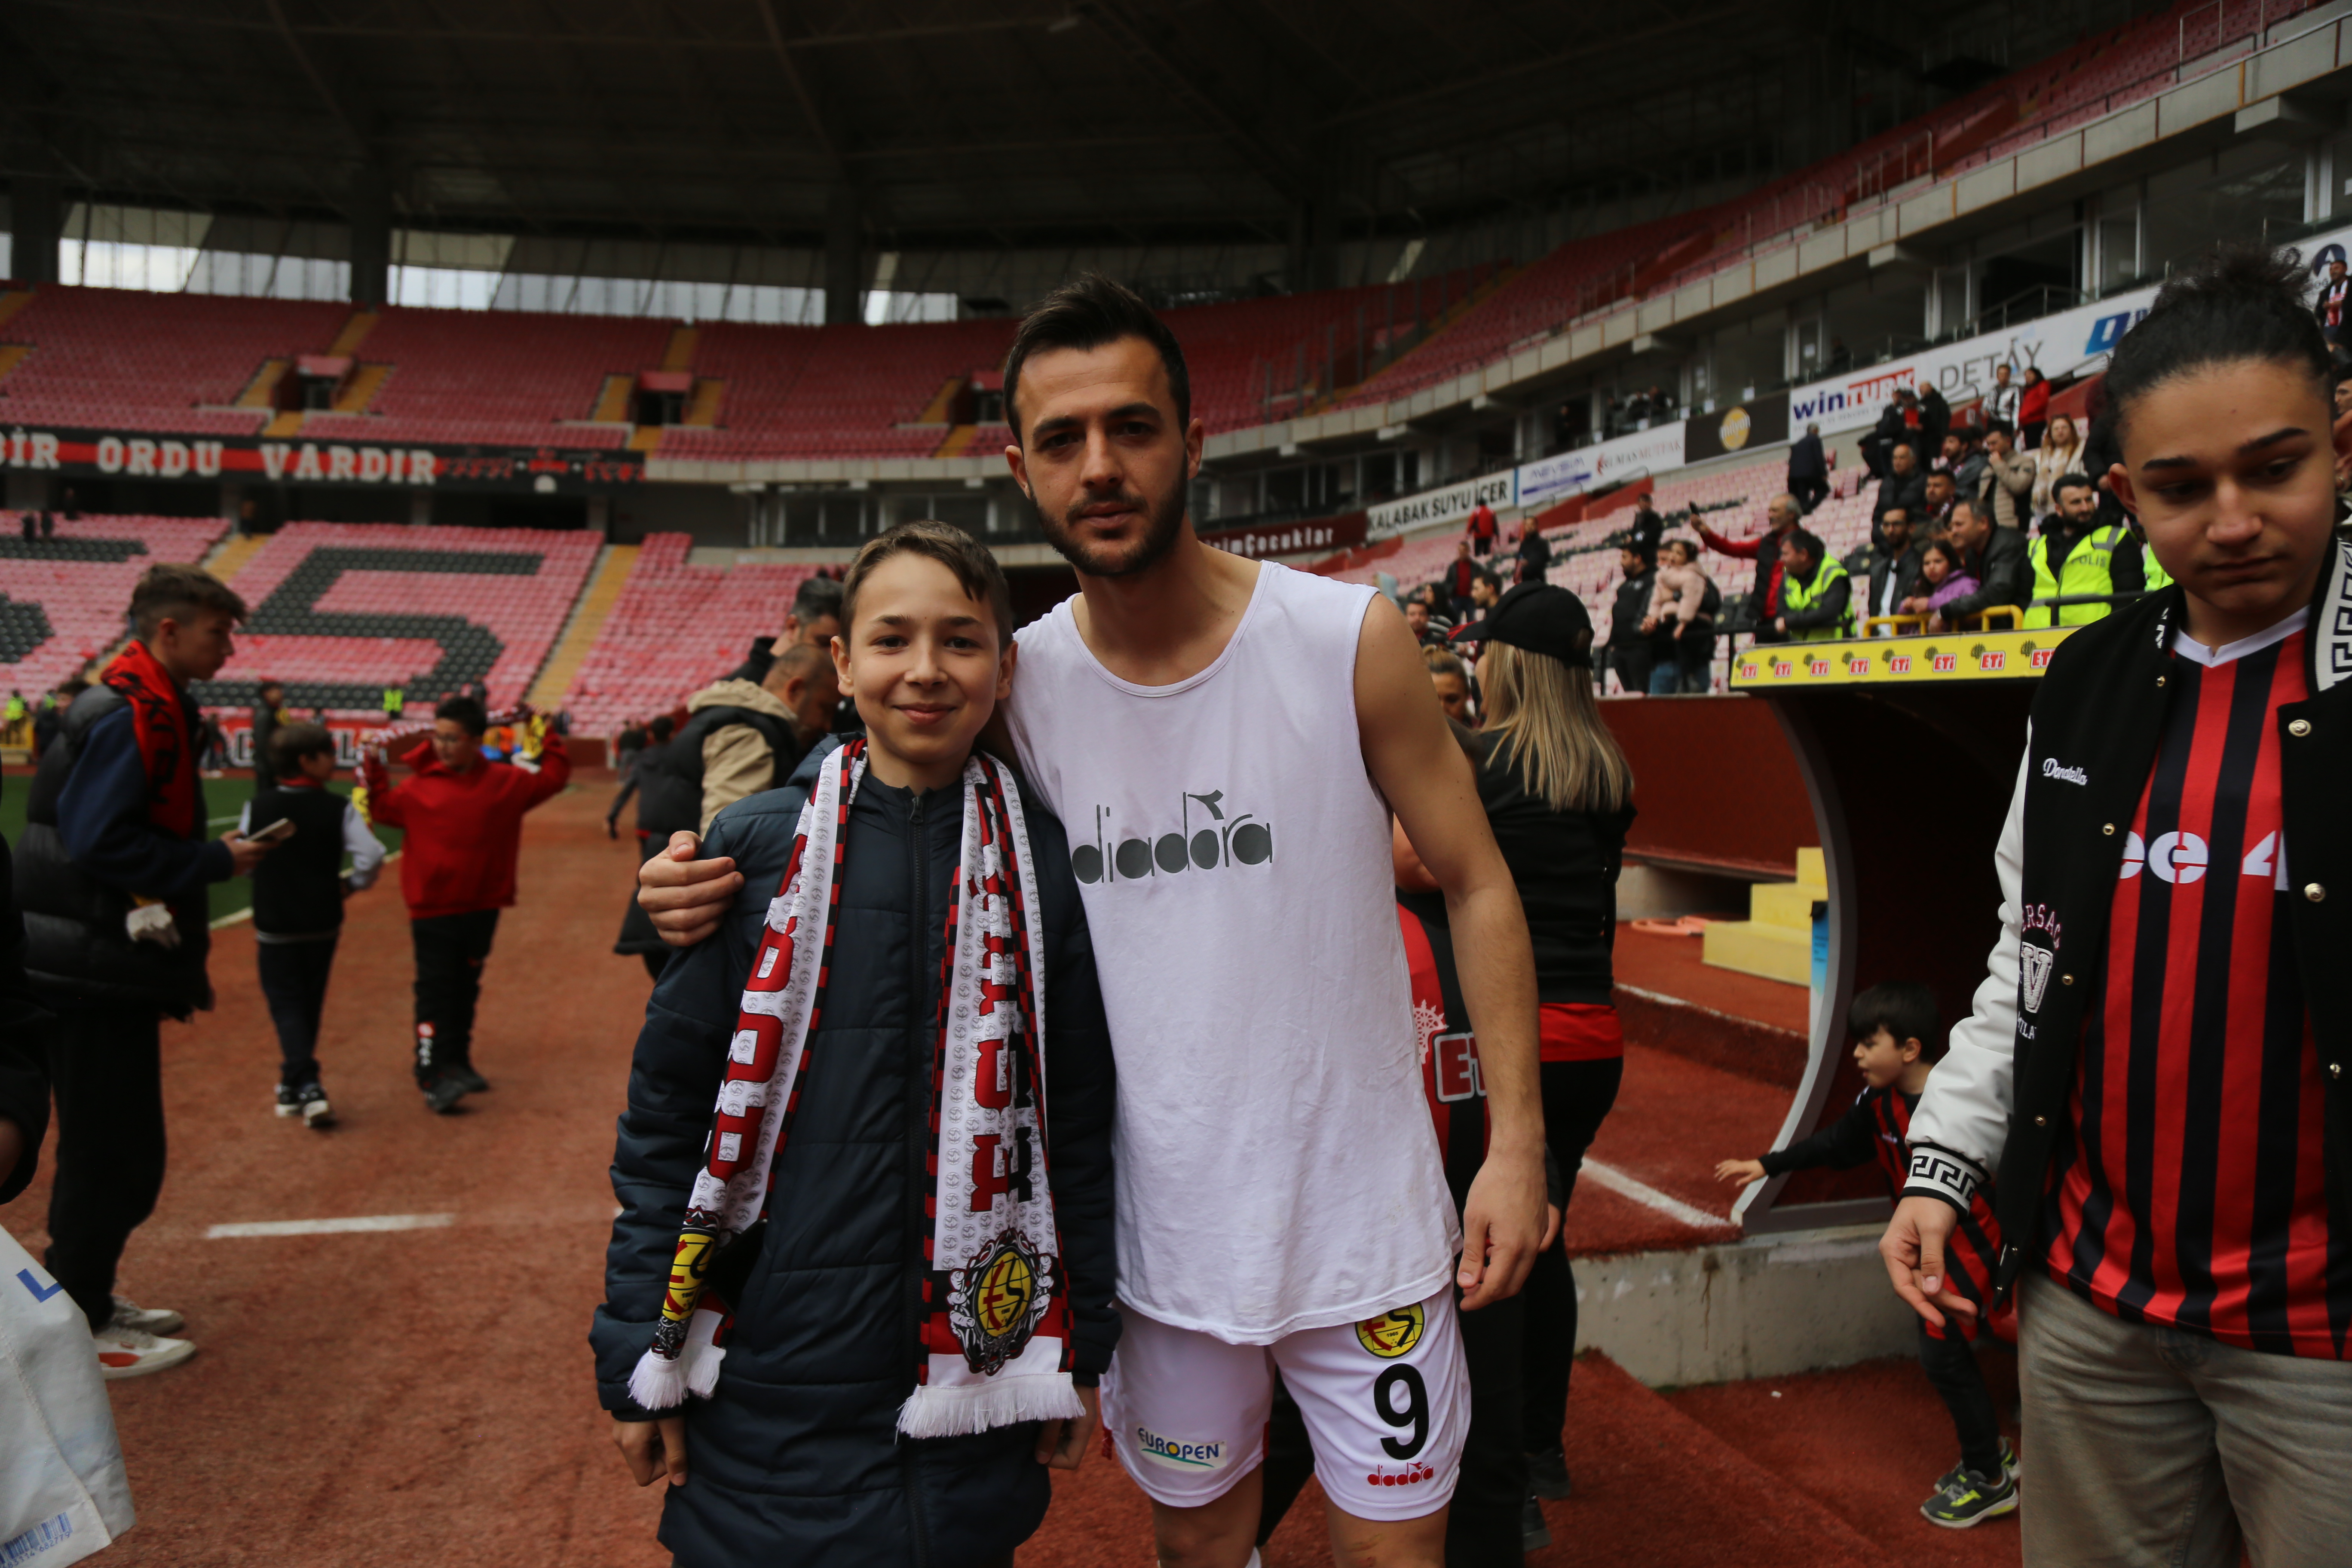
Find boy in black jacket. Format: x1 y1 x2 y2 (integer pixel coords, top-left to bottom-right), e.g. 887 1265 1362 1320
242 723 385 1127
593 522 1118 1568
1718 983 2014 1528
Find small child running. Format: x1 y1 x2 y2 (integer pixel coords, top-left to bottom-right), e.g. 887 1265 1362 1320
240 722 385 1127
1716 982 2015 1529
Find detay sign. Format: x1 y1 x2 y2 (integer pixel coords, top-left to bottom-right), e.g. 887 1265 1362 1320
1786 288 2164 438
1366 470 1515 539
1778 213 2352 439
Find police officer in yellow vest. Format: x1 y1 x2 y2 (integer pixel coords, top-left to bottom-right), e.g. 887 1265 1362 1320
2025 474 2146 627
1774 527 1853 642
381 683 405 720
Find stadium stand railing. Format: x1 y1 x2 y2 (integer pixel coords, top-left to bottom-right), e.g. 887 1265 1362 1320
1 513 233 695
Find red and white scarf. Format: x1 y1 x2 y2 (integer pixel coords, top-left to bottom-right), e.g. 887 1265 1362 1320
101 641 197 837
629 739 1082 1437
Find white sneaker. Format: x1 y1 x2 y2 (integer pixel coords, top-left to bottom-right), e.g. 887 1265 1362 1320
109 1295 184 1335
94 1324 196 1379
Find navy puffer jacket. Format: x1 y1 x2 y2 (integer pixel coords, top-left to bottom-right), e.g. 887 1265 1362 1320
591 743 1119 1568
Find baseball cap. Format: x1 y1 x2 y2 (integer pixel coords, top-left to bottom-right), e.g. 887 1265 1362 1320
1449 582 1595 668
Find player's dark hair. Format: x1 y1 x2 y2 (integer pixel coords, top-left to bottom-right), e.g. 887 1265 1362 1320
648 714 674 742
1984 418 2014 439
1850 981 1941 1054
1784 527 1825 563
2104 245 2332 443
435 694 488 737
790 573 844 626
129 563 247 638
1004 273 1191 443
840 520 1014 651
268 721 334 775
2050 474 2098 506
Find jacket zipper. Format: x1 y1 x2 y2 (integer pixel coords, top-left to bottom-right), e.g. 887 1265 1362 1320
901 787 934 1568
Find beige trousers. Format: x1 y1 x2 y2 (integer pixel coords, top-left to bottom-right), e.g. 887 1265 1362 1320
2018 1272 2352 1567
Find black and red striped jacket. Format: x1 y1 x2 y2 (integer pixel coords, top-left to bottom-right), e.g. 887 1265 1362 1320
1906 545 2352 1317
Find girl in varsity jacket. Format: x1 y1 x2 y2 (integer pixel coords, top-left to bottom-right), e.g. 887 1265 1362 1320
1882 248 2352 1568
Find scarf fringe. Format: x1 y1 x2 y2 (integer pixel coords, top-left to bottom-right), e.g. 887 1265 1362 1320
627 1347 688 1412
895 1373 1084 1440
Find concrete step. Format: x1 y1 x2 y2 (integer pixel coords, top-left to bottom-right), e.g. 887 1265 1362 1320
1750 879 1826 930
1703 917 1811 985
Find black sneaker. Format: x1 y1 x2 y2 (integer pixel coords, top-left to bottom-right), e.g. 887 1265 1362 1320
1920 1464 2019 1528
446 1065 490 1094
1526 1446 1574 1500
1522 1492 1552 1553
275 1080 334 1128
1932 1437 2020 1496
422 1075 470 1115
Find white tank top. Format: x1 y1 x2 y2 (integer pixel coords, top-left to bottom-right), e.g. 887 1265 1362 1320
1009 562 1458 1343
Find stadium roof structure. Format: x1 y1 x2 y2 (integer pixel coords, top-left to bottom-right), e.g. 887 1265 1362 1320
0 0 2152 267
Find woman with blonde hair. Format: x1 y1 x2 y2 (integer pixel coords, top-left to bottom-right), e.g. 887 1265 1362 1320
2029 410 2085 518
1452 582 1635 1513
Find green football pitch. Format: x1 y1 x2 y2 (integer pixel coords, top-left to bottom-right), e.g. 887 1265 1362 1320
0 771 402 925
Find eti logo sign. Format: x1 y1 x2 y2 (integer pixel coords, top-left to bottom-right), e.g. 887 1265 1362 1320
1808 658 1831 677
1978 650 2007 673
1887 654 1913 674
1932 653 1959 673
2031 647 2057 668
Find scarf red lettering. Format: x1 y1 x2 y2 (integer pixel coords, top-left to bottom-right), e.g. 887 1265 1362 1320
629 740 1081 1436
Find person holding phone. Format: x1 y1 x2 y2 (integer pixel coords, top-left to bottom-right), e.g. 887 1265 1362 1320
241 723 385 1128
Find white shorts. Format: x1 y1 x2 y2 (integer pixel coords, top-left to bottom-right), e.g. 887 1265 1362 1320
1100 1286 1470 1523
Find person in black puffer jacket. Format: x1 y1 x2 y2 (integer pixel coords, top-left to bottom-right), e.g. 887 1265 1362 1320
592 527 1118 1568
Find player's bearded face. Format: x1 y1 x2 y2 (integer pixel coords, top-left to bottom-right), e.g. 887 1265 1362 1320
1029 465 1187 579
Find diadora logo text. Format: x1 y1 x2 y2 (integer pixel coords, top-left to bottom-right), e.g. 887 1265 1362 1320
2041 758 2088 784
1073 791 1272 885
1136 1428 1228 1470
1365 1461 1437 1488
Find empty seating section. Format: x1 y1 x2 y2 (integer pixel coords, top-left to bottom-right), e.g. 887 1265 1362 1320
207 522 599 712
0 288 345 433
333 308 673 448
660 319 1018 460
1162 275 1494 430
0 513 231 693
558 533 816 734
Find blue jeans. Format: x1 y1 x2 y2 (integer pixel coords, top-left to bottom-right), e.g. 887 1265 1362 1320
1646 662 1680 695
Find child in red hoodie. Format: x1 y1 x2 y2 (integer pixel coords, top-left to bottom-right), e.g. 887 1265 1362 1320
362 695 570 1113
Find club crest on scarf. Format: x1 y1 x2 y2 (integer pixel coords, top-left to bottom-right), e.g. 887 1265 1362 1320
628 741 1084 1438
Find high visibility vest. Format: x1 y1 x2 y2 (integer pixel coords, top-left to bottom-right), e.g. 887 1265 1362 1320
382 685 404 711
2140 542 2173 592
1780 556 1851 642
2026 522 2131 628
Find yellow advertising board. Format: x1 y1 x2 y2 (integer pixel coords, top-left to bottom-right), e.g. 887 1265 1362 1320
1727 627 2081 689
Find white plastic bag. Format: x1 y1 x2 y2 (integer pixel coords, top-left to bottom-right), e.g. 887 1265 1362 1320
0 1225 134 1565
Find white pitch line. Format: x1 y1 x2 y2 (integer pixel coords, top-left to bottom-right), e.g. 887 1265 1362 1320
1580 1161 1729 1231
205 1213 455 1239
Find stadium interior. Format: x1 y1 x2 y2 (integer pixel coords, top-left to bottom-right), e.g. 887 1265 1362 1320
5 0 2350 1562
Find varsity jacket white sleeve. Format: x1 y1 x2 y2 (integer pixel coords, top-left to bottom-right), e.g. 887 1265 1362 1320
1904 735 2030 1212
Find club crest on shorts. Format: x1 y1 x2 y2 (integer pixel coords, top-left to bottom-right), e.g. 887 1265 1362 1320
947 1231 1056 1375
2020 943 2056 1014
1356 1303 1425 1359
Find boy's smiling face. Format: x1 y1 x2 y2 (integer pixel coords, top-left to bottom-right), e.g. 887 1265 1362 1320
834 552 1014 791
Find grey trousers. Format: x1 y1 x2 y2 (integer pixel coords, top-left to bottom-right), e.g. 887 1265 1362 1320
2018 1272 2352 1567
